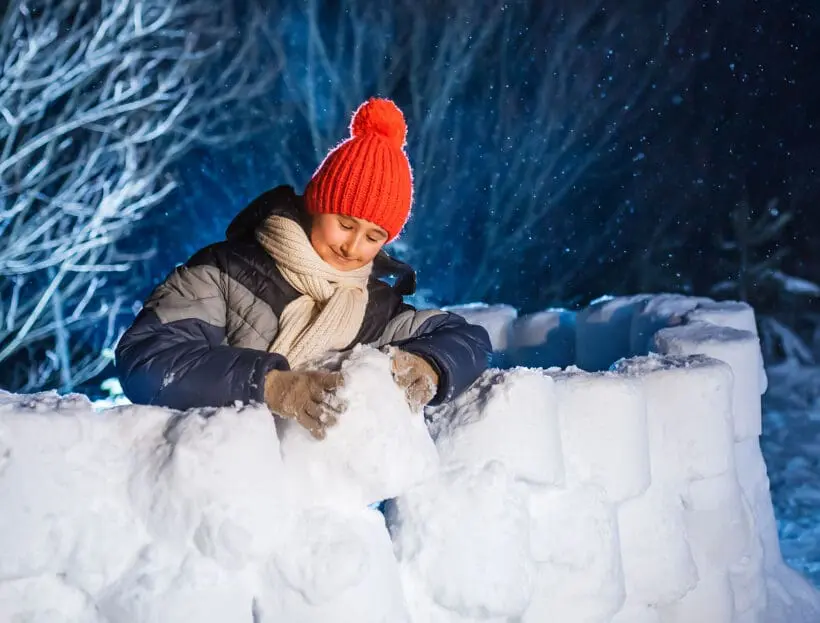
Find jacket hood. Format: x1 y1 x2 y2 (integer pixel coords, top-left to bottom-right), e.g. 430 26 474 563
225 185 417 296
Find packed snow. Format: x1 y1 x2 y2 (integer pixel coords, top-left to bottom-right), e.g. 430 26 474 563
277 348 440 509
1 294 819 622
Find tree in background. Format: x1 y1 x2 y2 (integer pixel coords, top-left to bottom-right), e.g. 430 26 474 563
710 189 820 367
0 0 276 392
155 0 704 311
711 194 793 304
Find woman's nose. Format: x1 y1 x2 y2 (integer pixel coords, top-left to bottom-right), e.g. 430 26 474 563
341 235 359 257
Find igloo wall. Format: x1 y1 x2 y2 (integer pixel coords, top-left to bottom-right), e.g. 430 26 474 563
0 295 818 622
432 295 820 622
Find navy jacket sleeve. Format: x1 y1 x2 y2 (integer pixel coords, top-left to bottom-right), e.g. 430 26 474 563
380 304 491 405
115 267 288 411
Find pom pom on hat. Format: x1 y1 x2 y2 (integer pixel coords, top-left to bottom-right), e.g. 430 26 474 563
350 98 407 149
304 97 413 242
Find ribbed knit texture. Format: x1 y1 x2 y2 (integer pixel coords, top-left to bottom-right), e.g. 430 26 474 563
304 98 413 241
255 215 372 368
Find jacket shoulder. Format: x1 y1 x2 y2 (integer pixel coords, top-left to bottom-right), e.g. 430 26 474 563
183 239 297 317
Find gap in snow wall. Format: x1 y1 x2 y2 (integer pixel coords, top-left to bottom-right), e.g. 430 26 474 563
0 294 818 622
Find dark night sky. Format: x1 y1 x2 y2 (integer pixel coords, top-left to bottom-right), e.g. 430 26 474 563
692 1 818 273
563 0 820 305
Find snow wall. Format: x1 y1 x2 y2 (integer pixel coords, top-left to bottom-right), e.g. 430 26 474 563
1 294 819 622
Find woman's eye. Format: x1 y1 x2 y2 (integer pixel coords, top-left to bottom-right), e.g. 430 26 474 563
367 237 379 243
339 223 353 230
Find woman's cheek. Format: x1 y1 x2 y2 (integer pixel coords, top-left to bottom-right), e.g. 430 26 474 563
364 241 384 262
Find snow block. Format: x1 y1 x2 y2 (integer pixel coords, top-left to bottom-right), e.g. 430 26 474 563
613 354 735 483
127 406 291 566
396 572 510 623
654 321 763 440
765 564 820 623
683 471 753 572
443 303 518 352
609 603 661 623
96 548 254 623
259 508 410 623
507 308 576 369
734 609 765 623
733 438 783 571
0 398 154 585
546 368 650 502
656 571 735 623
524 485 624 623
0 575 103 623
729 517 767 622
686 300 758 335
429 368 564 486
629 294 711 357
386 462 534 620
575 294 652 371
277 347 439 509
617 486 698 607
685 299 768 393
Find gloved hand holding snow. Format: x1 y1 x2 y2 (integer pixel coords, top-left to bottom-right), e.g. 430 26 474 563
276 346 440 509
264 369 347 439
385 347 439 412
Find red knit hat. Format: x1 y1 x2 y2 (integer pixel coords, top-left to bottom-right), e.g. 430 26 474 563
304 98 413 241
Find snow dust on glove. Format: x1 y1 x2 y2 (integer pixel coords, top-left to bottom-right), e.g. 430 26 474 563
264 369 347 439
387 348 440 412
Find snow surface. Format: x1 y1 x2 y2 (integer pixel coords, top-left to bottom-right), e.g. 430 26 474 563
277 347 439 509
655 321 763 440
1 294 819 622
684 300 769 394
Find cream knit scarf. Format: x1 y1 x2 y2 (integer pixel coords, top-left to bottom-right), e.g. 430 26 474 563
255 214 372 368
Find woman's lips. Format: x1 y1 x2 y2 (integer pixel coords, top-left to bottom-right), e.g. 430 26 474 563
332 249 355 263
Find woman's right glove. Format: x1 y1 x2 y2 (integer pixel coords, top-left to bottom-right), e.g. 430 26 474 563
264 369 346 439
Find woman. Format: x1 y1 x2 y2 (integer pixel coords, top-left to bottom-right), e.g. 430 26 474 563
116 98 491 439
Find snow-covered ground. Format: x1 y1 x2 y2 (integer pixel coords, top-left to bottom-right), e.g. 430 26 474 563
761 362 820 587
1 294 819 622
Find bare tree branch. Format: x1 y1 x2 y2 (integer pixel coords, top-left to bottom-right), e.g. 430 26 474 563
0 0 278 392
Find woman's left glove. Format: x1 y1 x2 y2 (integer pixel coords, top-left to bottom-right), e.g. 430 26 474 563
388 349 440 411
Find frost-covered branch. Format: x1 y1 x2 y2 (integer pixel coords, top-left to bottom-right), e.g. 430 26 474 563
0 0 277 392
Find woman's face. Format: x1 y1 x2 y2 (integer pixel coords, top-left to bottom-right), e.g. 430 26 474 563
310 213 389 271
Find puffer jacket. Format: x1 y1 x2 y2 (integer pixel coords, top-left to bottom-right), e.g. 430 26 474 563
115 185 491 410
